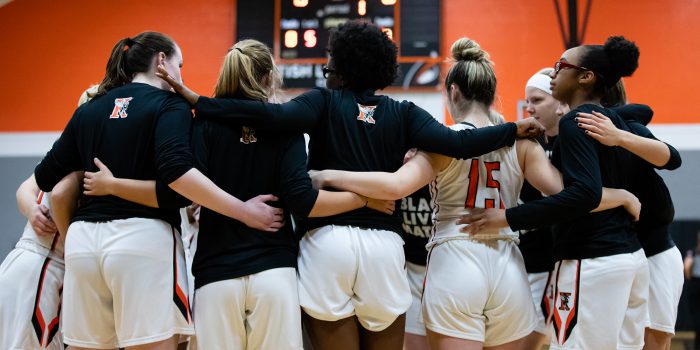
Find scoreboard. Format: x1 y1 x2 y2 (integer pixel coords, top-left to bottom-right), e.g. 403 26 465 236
278 0 396 59
237 0 441 89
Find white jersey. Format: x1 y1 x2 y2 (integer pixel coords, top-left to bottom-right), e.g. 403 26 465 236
429 122 523 242
17 192 65 261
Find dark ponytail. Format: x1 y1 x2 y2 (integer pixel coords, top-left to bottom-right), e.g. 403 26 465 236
579 36 639 96
97 32 177 95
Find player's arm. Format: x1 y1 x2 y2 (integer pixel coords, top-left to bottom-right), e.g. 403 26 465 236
461 113 604 234
82 158 192 209
279 135 394 218
35 110 83 192
591 188 640 221
517 138 563 196
16 174 56 235
50 171 83 237
576 111 680 169
157 64 322 133
311 151 447 200
517 138 639 220
179 114 283 231
406 103 544 159
83 158 159 208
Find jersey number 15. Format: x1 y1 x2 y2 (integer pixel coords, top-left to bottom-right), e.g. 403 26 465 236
465 159 505 209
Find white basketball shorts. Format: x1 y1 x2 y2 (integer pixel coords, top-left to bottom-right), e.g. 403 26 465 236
550 249 648 350
0 241 64 349
422 239 537 347
298 225 411 332
62 218 194 348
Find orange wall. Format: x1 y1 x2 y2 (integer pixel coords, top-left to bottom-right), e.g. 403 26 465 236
441 0 700 123
0 0 235 131
1 0 698 132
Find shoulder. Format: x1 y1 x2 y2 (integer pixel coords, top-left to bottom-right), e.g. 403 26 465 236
613 103 653 125
160 91 191 111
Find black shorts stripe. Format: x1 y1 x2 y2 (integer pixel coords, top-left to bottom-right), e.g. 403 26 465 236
171 227 191 323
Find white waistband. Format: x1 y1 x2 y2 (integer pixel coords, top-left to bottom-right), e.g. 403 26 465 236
426 233 519 250
15 239 64 264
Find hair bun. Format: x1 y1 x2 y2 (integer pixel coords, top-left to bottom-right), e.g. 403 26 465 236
451 37 488 62
604 36 639 78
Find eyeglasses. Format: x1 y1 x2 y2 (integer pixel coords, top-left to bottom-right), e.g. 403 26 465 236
554 61 589 74
322 65 336 79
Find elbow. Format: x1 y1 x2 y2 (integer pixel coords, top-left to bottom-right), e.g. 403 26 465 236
51 173 81 207
664 153 682 170
580 184 602 212
589 187 603 211
384 183 411 201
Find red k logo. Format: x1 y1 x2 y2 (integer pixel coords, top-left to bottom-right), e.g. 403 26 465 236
109 97 134 119
558 292 571 311
356 104 377 124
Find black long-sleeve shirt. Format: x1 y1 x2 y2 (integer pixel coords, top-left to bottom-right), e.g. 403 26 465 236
195 88 517 233
616 104 681 257
506 104 640 260
190 117 319 289
34 83 193 228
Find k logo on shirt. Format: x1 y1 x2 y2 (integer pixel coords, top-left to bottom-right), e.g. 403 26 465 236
356 104 376 124
110 97 134 119
240 126 257 144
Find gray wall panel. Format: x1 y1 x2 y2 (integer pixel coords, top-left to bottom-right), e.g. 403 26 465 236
1 157 40 260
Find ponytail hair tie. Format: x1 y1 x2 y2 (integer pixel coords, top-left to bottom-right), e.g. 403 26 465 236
123 37 135 52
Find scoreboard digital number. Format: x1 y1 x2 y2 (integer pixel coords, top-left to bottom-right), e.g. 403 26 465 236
237 0 440 89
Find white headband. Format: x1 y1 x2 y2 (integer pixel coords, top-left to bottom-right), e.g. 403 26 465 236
525 72 552 95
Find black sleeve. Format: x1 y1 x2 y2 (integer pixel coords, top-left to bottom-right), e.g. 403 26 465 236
404 102 517 159
35 110 83 192
278 135 319 218
614 103 653 125
156 181 192 208
190 118 210 176
193 89 328 133
155 96 195 184
626 121 682 170
506 115 602 230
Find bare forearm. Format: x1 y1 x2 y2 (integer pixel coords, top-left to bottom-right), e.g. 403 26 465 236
51 172 82 236
618 131 670 167
110 179 159 208
168 169 246 221
593 188 626 212
323 170 407 200
308 190 364 217
16 175 40 218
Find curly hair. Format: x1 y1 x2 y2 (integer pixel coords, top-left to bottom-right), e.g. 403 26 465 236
580 36 639 96
329 20 398 91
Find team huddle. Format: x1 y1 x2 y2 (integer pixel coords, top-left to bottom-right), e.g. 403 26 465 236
0 19 684 350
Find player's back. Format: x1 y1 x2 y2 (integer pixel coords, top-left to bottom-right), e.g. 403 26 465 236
431 122 523 241
69 83 191 227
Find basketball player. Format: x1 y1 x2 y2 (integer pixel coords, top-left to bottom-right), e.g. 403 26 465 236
0 174 78 349
156 20 545 350
33 32 284 350
308 37 639 350
577 83 683 350
0 85 98 350
518 68 569 350
188 39 393 350
459 36 648 350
